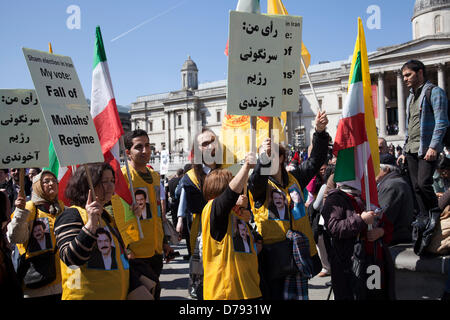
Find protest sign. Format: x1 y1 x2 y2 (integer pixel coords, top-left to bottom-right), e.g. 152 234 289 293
0 89 49 168
22 48 103 167
227 11 302 117
227 11 284 117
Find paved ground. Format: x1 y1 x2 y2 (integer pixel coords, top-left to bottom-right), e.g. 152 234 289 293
160 241 333 300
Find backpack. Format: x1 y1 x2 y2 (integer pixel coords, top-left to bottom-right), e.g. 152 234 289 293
425 84 450 148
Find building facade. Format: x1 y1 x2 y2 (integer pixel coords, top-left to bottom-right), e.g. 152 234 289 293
130 0 450 153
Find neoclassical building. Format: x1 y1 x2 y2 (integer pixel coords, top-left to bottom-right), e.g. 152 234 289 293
130 0 450 153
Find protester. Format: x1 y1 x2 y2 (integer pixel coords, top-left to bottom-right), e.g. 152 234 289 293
175 128 221 299
397 60 449 255
54 163 151 300
248 110 329 300
27 168 41 183
0 169 14 211
10 168 32 201
378 137 389 156
122 129 174 300
201 153 261 300
376 153 415 245
168 168 184 230
0 191 23 300
322 184 395 300
6 170 64 300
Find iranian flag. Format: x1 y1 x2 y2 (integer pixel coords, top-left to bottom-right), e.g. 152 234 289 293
45 142 72 206
91 26 132 205
333 18 379 207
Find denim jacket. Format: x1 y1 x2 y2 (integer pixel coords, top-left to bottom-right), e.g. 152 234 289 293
404 81 449 157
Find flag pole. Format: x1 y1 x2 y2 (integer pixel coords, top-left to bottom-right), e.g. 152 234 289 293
119 136 144 239
301 56 322 113
362 144 373 230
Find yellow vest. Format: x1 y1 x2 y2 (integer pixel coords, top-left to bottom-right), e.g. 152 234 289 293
60 197 129 300
249 173 318 257
202 200 261 300
121 165 163 258
14 200 65 289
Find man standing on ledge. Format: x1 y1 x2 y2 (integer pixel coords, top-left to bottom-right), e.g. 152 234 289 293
397 60 448 254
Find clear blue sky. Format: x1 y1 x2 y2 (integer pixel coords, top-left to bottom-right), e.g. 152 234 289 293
0 0 415 107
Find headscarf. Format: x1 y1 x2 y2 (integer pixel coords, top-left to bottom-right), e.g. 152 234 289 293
31 170 62 215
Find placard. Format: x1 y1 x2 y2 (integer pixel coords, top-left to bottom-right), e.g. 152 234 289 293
227 11 302 116
23 48 103 167
0 89 49 168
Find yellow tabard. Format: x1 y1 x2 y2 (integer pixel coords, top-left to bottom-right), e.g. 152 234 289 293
201 200 261 300
249 173 318 257
121 165 163 258
13 200 65 289
59 200 129 300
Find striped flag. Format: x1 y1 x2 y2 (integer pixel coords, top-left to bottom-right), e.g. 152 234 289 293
90 26 132 205
333 18 379 207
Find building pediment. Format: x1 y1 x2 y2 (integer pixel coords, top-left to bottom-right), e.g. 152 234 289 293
369 35 450 61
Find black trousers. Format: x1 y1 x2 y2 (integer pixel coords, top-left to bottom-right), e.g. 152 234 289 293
406 153 438 214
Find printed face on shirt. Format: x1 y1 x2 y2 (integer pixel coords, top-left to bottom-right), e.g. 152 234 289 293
272 191 285 210
232 216 252 254
29 218 52 252
134 188 152 220
97 232 112 257
288 184 306 220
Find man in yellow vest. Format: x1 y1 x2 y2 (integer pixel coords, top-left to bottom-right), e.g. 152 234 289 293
122 129 174 300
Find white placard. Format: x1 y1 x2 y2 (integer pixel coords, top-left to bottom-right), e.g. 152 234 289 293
227 11 303 117
160 150 169 175
227 11 284 117
22 48 103 167
278 14 302 112
0 89 49 168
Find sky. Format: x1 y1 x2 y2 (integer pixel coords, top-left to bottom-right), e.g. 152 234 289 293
0 0 416 107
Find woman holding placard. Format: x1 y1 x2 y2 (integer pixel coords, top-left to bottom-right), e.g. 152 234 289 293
8 170 64 300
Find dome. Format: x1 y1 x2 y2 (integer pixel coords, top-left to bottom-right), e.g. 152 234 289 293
181 56 198 72
413 0 450 19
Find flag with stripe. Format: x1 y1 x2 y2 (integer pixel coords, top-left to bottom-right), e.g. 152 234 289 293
333 18 379 207
91 26 132 206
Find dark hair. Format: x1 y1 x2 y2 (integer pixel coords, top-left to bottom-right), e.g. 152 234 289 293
176 168 184 176
0 191 7 224
134 189 147 199
123 129 148 150
65 163 115 207
401 60 427 79
33 220 46 231
183 163 192 173
438 156 450 171
96 227 112 241
1 169 9 174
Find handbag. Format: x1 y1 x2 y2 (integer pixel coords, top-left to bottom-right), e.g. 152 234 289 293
262 211 298 281
163 219 180 245
16 208 56 289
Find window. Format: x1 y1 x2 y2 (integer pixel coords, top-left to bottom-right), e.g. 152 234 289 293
435 15 441 34
149 121 153 132
318 98 323 109
178 114 182 126
216 110 221 123
162 119 165 131
201 112 207 126
415 21 420 38
338 96 343 110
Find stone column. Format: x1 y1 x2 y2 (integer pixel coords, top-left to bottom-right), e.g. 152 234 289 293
438 64 446 91
184 109 190 152
172 111 177 153
378 73 387 137
165 111 170 152
397 71 406 137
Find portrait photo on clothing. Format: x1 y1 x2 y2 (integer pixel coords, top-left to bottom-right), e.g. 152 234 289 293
153 185 162 217
29 217 53 253
288 184 306 220
232 216 253 254
268 188 289 221
134 187 152 220
87 227 118 271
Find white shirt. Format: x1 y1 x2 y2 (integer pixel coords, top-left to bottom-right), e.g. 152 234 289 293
103 254 112 270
